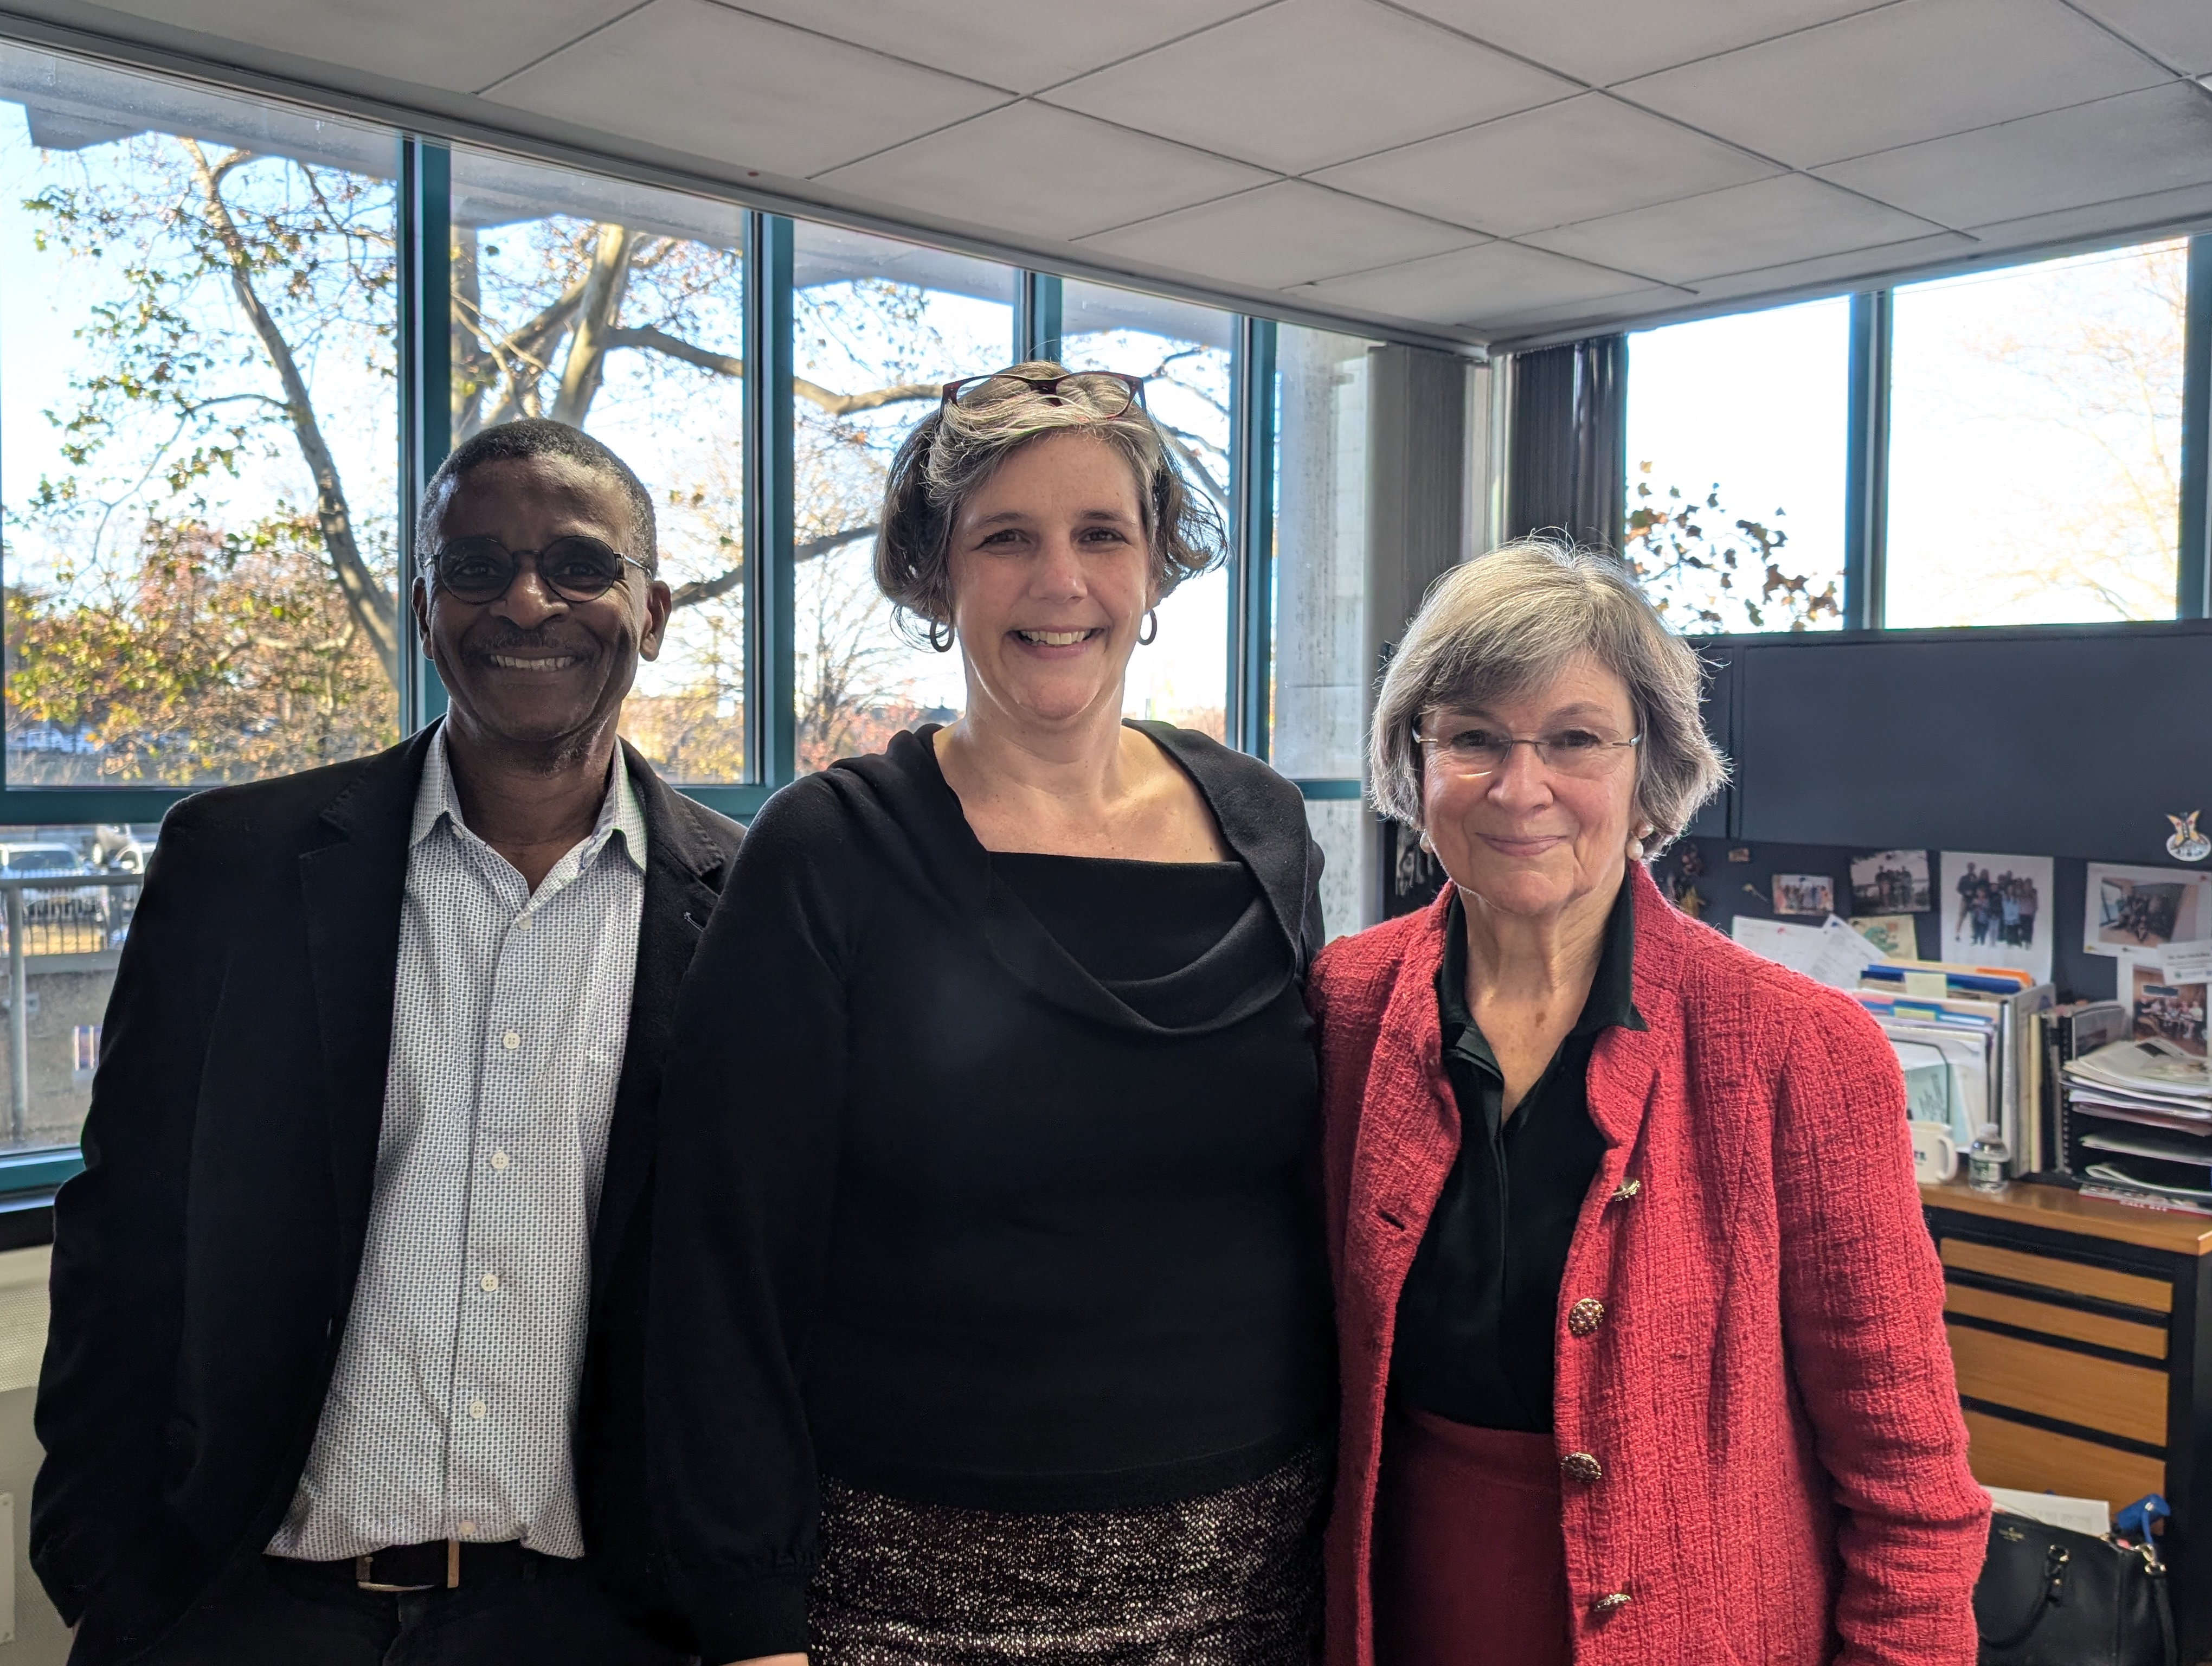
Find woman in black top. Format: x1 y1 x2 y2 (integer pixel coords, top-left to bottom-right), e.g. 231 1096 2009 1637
647 365 1334 1666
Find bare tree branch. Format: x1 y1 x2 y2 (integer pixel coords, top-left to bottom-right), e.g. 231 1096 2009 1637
552 222 635 426
181 138 398 678
596 323 937 419
668 522 877 610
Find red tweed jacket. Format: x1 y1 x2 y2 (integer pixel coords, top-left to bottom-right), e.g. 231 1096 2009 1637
1311 865 1990 1666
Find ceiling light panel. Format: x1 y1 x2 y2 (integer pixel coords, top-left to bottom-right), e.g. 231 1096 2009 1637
1295 238 1671 328
87 0 644 93
1523 172 1943 284
1044 0 1576 175
484 0 1006 178
1617 0 2173 169
1077 180 1481 290
818 101 1273 240
1311 92 1779 236
1816 81 2212 227
719 0 1262 94
1397 0 1886 88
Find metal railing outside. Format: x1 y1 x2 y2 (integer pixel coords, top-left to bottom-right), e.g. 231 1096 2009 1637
0 872 140 1142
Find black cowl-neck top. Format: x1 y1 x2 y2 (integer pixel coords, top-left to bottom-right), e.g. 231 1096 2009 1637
646 723 1334 1657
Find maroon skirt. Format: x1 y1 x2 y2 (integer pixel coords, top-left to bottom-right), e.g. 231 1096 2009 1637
1371 1405 1572 1666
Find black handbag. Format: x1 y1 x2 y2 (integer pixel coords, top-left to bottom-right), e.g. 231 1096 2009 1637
1974 1509 2175 1666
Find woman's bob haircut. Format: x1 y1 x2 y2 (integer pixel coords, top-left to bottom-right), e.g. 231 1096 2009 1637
874 361 1225 639
1369 538 1728 848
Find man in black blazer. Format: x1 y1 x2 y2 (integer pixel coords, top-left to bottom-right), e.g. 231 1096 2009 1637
32 419 741 1664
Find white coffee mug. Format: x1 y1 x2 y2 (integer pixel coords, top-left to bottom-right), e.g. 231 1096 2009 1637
1908 1120 1958 1184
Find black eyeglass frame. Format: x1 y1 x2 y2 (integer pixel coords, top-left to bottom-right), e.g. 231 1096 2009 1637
938 371 1148 415
426 535 654 606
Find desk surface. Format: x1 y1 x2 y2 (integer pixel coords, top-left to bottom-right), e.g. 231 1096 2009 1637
1922 1177 2212 1256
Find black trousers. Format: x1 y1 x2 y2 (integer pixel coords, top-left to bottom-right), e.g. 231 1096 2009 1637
118 1547 691 1666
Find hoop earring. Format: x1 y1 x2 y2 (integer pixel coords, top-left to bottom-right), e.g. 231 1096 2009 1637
927 618 954 653
1137 609 1158 646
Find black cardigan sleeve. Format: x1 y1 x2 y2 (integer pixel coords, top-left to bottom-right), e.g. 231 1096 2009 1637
646 776 864 1663
31 804 221 1624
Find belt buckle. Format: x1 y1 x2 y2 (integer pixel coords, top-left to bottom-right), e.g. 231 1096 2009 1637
354 1540 461 1592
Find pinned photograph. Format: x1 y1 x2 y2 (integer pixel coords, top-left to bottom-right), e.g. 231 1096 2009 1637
1772 873 1834 917
1849 917 1916 959
1939 852 2055 984
2085 863 2212 957
1849 849 1930 915
2125 951 2209 1057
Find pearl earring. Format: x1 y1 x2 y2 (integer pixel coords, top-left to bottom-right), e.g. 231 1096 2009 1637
1628 823 1654 861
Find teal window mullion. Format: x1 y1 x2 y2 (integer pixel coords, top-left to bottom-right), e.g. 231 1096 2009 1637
397 135 452 734
745 213 797 789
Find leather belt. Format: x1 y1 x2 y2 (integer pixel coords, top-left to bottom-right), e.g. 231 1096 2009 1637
287 1539 541 1592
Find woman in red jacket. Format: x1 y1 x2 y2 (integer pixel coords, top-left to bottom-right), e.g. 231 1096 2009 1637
1311 540 1989 1666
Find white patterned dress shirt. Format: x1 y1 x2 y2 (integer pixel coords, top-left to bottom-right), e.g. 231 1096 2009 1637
268 726 647 1560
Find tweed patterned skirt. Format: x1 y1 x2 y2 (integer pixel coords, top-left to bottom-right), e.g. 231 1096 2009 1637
807 1442 1329 1665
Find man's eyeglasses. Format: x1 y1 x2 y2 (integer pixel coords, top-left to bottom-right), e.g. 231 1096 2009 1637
1417 723 1642 780
429 535 651 605
940 371 1147 419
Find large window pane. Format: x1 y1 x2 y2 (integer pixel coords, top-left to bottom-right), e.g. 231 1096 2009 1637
0 822 153 1152
1623 298 1849 633
1062 281 1233 738
0 47 400 784
1886 241 2186 627
449 148 748 780
791 223 1015 772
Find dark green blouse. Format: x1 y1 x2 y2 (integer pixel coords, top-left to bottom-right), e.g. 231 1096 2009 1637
1389 878 1644 1431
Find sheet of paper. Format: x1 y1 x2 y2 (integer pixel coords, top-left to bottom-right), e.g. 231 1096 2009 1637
1731 915 1877 990
1984 1486 2110 1535
2163 941 2212 984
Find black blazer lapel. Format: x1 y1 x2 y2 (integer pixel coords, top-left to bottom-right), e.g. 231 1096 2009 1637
591 748 731 1316
299 729 434 1263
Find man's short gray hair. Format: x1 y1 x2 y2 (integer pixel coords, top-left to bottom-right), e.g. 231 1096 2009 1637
1369 538 1727 845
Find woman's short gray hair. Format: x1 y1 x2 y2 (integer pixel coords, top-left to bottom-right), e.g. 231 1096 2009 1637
874 361 1224 640
1369 538 1727 845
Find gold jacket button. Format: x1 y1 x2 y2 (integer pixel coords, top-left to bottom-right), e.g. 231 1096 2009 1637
1561 1451 1603 1484
1592 1591 1632 1616
1610 1177 1641 1202
1567 1297 1606 1337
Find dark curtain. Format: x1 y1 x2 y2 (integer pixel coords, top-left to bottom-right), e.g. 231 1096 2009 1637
1506 335 1626 553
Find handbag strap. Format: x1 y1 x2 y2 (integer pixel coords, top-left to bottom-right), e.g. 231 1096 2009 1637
1979 1543 2069 1652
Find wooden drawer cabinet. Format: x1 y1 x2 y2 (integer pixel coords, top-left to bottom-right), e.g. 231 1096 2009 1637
1924 1180 2212 1663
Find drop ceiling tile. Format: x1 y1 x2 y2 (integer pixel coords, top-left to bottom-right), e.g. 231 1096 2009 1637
484 0 1007 177
1474 285 1687 338
1960 178 2212 259
82 0 642 92
1044 0 1576 175
1311 92 1779 236
1522 172 1942 284
1816 82 2212 228
1398 0 1884 87
2071 0 2212 74
1077 181 1482 290
1295 240 1670 327
1683 230 1979 300
721 0 1260 93
1617 0 2172 168
819 102 1272 241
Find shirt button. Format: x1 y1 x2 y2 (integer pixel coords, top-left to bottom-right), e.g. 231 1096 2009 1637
501 1031 520 1051
468 1399 486 1420
491 1150 510 1171
480 1273 499 1293
1561 1452 1604 1484
1592 1591 1632 1616
513 914 532 931
1567 1297 1607 1337
459 1520 477 1536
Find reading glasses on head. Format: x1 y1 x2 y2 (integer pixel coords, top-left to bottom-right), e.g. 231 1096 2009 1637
1416 727 1642 780
430 535 651 605
940 371 1147 418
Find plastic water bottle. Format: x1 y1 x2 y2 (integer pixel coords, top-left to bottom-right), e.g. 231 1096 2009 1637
1968 1124 2010 1194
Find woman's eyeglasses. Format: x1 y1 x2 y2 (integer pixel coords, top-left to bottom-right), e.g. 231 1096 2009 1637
1417 724 1642 780
429 535 651 605
939 371 1147 419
